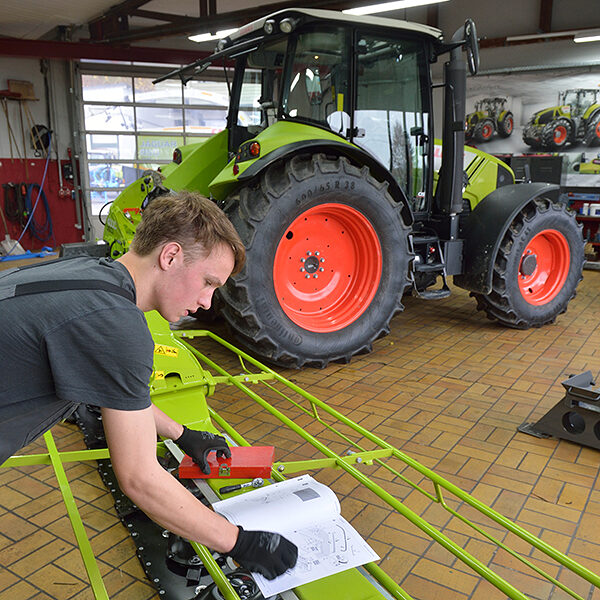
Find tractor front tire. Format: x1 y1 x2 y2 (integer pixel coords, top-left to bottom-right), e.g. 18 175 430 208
472 198 584 329
497 111 514 138
474 119 495 143
218 154 411 368
541 118 572 150
584 113 600 146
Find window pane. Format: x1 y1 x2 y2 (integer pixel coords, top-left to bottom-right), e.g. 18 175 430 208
356 36 429 203
91 190 121 216
84 105 135 131
283 28 350 129
86 134 136 160
134 77 182 104
135 106 184 131
185 80 231 106
82 75 132 103
185 108 227 134
88 163 125 188
138 135 183 160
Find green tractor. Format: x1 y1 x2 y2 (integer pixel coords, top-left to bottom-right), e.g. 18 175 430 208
465 96 513 143
523 88 600 150
102 8 584 368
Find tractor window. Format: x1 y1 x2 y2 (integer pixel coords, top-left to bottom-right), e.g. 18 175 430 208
355 36 430 206
281 28 350 131
234 39 286 143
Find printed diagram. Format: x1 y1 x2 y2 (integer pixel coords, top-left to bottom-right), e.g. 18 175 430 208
293 521 354 573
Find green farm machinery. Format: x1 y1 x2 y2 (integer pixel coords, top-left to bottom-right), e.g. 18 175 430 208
465 97 514 143
3 312 600 599
98 8 584 369
523 88 600 150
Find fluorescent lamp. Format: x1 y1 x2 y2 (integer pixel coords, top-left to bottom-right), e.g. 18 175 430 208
574 31 600 43
188 28 238 43
343 0 449 16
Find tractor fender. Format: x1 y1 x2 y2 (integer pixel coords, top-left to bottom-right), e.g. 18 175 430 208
237 139 414 226
453 182 559 294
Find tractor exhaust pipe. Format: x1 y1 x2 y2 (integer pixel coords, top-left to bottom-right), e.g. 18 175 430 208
435 20 479 217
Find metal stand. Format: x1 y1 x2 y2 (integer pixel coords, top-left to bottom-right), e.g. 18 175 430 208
518 371 600 450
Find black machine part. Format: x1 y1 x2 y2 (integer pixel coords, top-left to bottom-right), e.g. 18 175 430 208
518 371 600 450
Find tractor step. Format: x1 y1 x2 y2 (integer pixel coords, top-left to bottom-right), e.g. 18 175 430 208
417 287 451 300
414 261 445 273
411 235 439 245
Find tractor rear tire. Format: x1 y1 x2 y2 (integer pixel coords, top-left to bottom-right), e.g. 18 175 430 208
584 113 600 146
218 154 411 368
471 198 583 329
497 111 514 138
473 119 495 143
541 118 572 150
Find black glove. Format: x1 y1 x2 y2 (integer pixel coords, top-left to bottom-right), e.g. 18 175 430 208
227 526 298 580
175 426 231 475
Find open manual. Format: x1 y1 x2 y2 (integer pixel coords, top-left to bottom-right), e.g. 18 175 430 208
212 474 380 597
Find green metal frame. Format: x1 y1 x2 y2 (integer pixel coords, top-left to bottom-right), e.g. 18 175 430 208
2 322 599 600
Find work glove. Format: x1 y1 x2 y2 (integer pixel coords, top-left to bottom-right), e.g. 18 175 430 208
175 426 231 475
227 526 298 580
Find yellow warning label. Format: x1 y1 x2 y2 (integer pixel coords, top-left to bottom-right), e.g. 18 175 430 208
154 344 179 358
153 370 165 380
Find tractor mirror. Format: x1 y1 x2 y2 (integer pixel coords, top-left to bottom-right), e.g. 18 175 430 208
464 19 479 76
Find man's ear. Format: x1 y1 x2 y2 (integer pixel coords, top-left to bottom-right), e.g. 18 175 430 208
158 242 183 270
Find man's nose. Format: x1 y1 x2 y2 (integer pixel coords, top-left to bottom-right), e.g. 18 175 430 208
198 289 214 310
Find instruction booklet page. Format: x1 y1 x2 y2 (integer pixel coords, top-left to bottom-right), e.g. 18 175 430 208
213 474 379 596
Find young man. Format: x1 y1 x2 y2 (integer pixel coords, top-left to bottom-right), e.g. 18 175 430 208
0 191 297 580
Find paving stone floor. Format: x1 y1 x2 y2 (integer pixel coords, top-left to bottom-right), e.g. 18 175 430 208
1 256 599 600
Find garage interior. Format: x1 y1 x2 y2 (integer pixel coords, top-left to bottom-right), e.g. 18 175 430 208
1 1 600 599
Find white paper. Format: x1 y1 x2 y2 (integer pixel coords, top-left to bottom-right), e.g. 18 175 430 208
213 475 380 597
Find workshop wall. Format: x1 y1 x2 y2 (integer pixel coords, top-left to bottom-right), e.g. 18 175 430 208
0 57 87 251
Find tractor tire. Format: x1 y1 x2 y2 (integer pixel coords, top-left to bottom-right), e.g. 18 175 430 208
584 113 600 146
471 197 584 329
218 154 411 368
541 118 572 150
473 119 495 143
497 111 514 138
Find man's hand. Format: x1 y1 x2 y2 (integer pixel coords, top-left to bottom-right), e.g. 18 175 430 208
227 526 298 580
175 426 231 474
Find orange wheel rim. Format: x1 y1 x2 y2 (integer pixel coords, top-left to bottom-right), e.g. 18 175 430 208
273 203 382 332
595 120 600 138
505 117 513 134
554 126 567 144
518 229 570 305
482 124 493 139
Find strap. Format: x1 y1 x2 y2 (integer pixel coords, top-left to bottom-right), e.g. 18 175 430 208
13 279 135 303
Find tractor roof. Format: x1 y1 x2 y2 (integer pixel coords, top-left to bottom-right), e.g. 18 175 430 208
231 7 443 44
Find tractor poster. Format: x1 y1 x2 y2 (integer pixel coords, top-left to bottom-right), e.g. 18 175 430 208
464 66 600 188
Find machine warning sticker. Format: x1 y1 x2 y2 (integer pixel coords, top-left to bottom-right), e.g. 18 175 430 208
153 370 165 380
154 344 179 358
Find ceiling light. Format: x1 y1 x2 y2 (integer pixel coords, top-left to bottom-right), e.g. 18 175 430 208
188 28 238 43
574 31 600 43
343 0 449 16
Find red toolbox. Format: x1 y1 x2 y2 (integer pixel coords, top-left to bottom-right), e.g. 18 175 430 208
178 446 275 479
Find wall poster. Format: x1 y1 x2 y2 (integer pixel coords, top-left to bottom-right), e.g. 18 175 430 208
465 66 600 192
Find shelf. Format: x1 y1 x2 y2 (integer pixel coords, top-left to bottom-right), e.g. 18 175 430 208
577 215 600 221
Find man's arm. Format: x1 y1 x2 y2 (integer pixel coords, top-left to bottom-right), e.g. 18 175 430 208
151 403 184 440
101 406 238 553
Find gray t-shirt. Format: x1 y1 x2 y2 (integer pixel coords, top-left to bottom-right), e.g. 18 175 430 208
0 257 154 464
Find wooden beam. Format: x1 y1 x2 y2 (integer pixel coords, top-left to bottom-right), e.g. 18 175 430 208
539 0 553 33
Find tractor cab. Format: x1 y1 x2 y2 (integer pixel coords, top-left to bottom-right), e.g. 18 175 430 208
162 9 443 217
